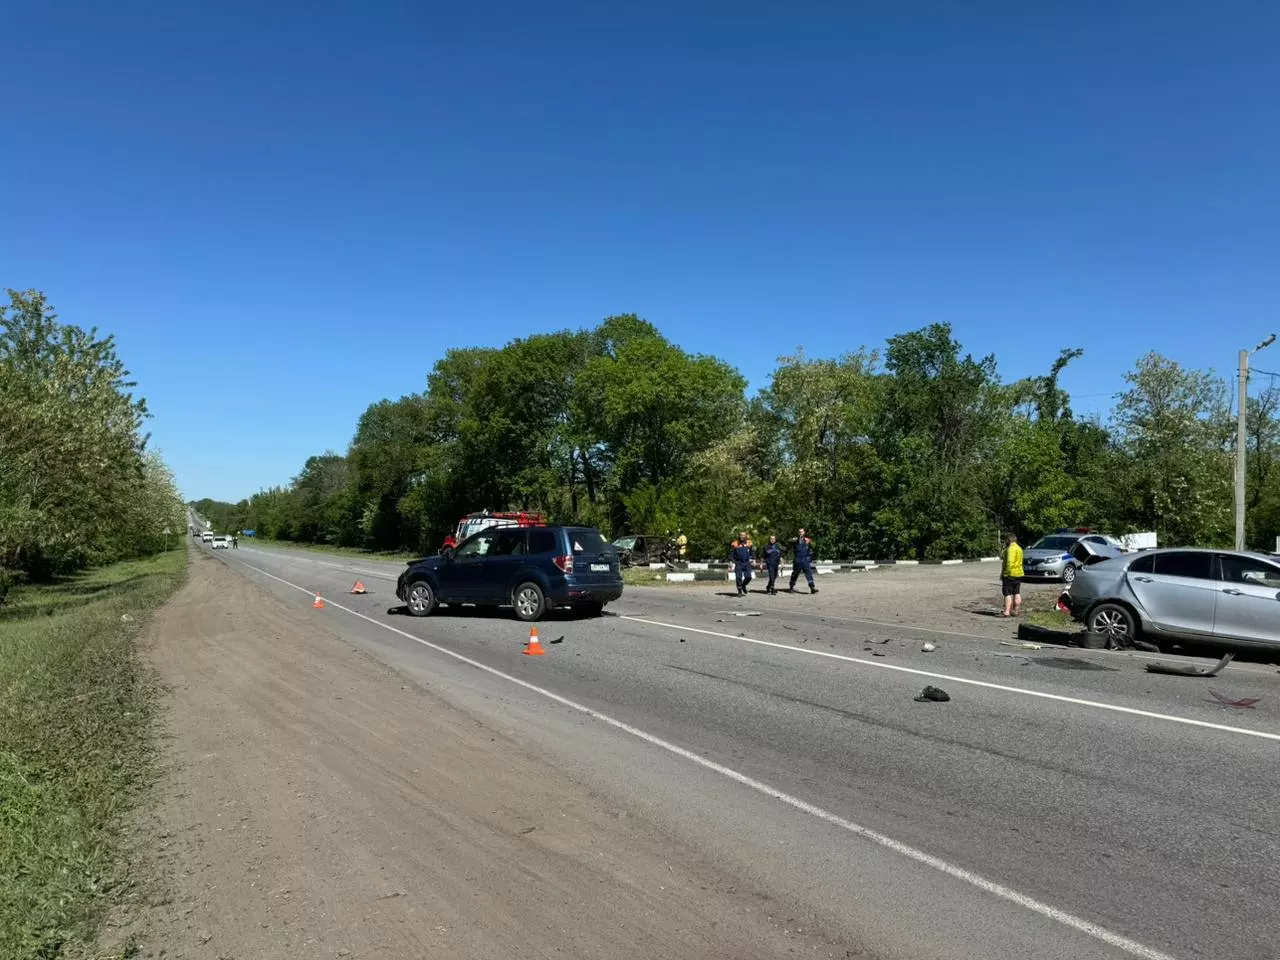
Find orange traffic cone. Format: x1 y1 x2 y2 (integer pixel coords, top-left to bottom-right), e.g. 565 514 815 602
350 580 366 594
312 594 325 609
522 627 545 656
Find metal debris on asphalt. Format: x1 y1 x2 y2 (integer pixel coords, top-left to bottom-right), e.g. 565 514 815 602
921 642 937 653
1145 653 1233 678
550 635 564 644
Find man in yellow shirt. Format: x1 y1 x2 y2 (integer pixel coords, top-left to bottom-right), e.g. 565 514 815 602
1001 533 1024 617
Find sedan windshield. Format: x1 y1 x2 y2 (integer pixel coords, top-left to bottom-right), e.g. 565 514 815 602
1031 536 1079 551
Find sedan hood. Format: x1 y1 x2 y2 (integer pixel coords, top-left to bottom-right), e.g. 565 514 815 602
1024 548 1072 561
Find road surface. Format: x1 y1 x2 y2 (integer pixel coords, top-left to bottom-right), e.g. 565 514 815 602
159 541 1280 959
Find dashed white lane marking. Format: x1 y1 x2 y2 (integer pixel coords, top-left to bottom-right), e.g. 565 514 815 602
618 616 1280 743
234 558 1178 960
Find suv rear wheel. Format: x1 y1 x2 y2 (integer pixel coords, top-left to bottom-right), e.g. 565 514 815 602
513 582 546 622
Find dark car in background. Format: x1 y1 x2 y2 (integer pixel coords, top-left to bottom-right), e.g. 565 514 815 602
396 525 623 622
611 534 670 568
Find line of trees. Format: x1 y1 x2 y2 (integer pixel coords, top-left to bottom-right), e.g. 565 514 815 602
194 314 1280 560
1 289 186 592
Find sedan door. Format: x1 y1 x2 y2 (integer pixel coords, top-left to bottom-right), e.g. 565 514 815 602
1125 551 1218 637
1213 554 1280 646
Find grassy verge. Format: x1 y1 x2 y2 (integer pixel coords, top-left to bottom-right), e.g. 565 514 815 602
237 538 417 563
1021 606 1075 630
622 567 680 587
0 549 186 960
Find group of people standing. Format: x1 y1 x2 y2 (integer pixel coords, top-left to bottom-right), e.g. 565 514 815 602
729 528 819 597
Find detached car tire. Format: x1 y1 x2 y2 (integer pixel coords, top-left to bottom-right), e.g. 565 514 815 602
1088 602 1136 642
1062 564 1077 584
405 580 437 617
513 582 546 622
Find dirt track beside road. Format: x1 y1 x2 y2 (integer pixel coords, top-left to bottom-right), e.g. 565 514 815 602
106 548 844 959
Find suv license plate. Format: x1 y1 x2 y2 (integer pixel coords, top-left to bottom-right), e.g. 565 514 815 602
590 563 610 572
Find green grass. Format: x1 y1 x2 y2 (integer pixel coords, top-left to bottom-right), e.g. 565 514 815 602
237 538 418 563
1021 606 1075 630
0 550 186 960
622 567 680 587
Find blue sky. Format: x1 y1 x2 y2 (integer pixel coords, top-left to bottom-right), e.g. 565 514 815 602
3 1 1277 501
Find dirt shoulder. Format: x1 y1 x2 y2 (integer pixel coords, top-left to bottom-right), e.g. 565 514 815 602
105 548 842 959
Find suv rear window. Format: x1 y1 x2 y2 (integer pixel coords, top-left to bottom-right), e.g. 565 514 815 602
527 529 559 556
567 528 608 553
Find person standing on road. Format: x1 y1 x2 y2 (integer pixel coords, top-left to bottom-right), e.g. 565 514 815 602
788 528 818 594
1001 533 1024 617
730 531 754 596
763 535 782 594
231 533 238 550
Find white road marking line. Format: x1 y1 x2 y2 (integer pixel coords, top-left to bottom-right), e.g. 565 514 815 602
235 559 1176 960
669 605 1278 675
239 547 399 582
620 616 1280 743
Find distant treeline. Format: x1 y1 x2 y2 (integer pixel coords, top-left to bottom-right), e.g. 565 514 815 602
1 289 186 590
193 314 1279 560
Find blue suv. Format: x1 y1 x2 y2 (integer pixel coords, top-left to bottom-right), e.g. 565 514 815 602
395 525 624 621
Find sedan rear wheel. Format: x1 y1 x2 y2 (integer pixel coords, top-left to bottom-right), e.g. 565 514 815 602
1088 602 1136 642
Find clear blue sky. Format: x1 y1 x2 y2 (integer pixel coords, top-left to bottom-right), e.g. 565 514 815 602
3 1 1277 502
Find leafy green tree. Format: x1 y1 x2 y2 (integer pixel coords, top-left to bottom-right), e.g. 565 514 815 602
0 289 173 581
873 323 1001 559
1110 353 1231 546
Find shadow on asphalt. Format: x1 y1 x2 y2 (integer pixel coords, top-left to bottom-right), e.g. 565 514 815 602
384 604 603 623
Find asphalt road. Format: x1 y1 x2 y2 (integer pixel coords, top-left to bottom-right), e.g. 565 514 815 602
207 542 1280 960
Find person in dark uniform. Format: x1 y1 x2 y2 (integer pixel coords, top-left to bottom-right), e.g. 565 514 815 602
762 535 782 594
788 527 818 594
231 534 238 549
730 530 754 596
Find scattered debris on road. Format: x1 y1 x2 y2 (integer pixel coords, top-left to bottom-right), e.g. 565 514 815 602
921 641 937 653
550 635 564 644
1145 653 1233 678
914 686 951 702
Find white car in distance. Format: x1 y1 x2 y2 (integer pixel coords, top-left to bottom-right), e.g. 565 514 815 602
212 535 230 549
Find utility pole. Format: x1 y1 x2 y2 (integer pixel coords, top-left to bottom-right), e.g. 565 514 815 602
1236 334 1276 551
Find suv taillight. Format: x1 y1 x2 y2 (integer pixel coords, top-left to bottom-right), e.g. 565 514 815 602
553 554 574 574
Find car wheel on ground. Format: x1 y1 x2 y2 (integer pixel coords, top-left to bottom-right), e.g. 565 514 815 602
1088 602 1136 642
405 580 436 617
512 582 546 622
